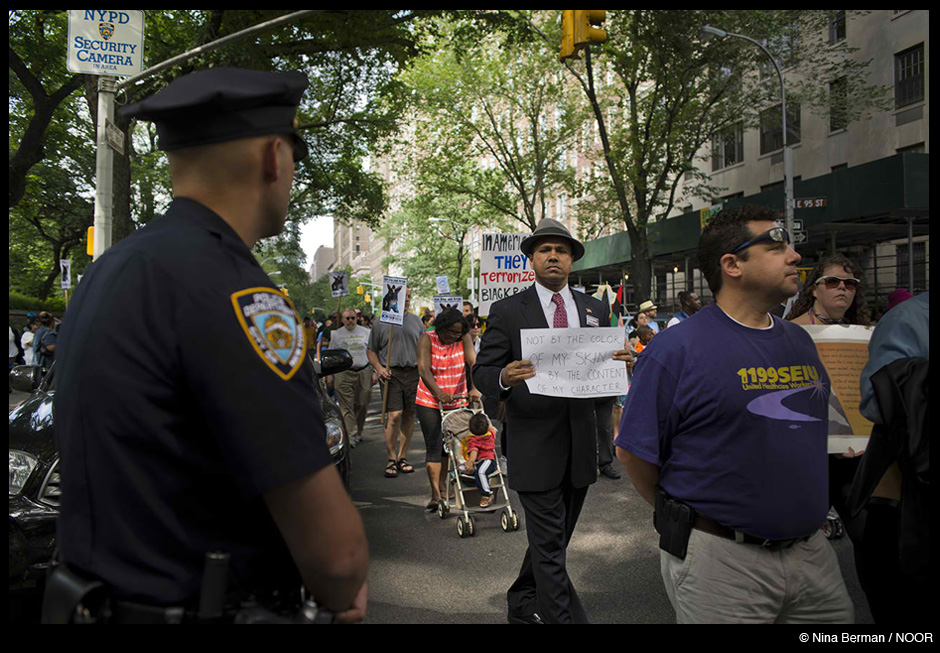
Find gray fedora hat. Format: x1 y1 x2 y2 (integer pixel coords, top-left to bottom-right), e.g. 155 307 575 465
519 218 585 261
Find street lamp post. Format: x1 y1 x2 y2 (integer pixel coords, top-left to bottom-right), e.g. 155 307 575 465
700 26 795 240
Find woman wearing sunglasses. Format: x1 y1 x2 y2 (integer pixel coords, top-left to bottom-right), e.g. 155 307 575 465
786 254 872 326
787 253 872 545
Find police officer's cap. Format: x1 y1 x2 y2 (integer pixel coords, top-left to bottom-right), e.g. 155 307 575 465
121 67 309 161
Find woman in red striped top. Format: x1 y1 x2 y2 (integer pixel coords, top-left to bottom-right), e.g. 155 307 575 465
415 308 481 510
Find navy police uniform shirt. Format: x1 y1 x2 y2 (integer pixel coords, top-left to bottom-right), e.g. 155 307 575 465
54 198 332 606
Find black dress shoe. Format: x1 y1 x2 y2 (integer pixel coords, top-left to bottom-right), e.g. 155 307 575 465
599 465 621 480
508 612 545 624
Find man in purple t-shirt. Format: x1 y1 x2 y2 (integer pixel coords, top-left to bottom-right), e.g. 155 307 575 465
616 205 854 624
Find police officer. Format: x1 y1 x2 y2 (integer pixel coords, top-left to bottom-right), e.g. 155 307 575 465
51 68 368 623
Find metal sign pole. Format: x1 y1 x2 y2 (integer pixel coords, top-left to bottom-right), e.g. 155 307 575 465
92 76 117 260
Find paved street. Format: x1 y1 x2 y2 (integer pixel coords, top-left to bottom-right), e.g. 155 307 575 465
7 385 875 624
347 391 874 625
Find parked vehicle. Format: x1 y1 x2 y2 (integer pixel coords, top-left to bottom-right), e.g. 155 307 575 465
9 350 353 606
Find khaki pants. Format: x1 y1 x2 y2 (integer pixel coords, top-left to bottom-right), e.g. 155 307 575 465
660 529 854 624
334 366 373 439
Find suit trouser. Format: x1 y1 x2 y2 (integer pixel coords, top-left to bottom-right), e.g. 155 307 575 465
594 398 615 469
507 481 590 624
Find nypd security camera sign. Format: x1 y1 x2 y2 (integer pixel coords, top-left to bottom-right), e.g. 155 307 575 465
67 10 145 77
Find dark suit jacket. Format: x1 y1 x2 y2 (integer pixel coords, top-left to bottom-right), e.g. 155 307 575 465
474 285 608 492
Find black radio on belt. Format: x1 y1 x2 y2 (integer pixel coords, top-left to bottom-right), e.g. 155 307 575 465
653 486 695 560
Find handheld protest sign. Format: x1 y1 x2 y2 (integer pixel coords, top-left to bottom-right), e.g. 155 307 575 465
800 325 876 454
520 327 628 398
379 276 407 326
330 271 349 299
434 295 464 317
479 233 532 317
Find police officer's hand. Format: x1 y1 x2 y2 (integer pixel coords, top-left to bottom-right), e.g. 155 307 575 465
335 580 368 624
500 360 536 387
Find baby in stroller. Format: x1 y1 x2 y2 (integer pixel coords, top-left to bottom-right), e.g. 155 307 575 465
461 413 498 507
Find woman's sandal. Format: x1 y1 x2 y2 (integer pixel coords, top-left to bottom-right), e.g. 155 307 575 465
397 458 414 474
384 459 398 478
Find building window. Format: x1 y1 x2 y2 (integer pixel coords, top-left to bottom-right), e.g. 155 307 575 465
759 26 800 81
760 103 801 154
712 122 744 171
828 11 846 45
556 193 568 223
829 77 848 132
895 44 924 109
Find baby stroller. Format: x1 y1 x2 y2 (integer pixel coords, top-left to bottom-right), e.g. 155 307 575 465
437 400 520 538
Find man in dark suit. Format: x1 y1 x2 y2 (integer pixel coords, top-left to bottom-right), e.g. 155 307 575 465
474 218 633 624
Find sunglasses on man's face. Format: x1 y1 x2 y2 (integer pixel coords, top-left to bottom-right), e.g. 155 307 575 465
815 276 860 291
729 227 790 254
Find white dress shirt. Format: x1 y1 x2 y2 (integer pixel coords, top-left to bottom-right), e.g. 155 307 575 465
533 281 580 329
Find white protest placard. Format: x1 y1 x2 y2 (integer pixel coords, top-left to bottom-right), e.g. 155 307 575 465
379 276 407 326
521 327 628 398
433 295 464 316
479 233 533 317
800 325 876 454
60 259 72 290
329 271 349 298
436 275 450 294
67 10 145 77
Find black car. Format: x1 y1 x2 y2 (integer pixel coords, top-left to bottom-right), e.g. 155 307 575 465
8 349 353 604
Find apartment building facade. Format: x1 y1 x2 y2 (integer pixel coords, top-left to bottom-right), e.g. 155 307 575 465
573 9 929 316
336 11 928 318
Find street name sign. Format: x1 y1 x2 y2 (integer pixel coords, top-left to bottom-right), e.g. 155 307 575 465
795 197 828 209
67 10 145 77
105 119 125 154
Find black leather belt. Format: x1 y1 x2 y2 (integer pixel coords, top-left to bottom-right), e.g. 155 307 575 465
349 366 370 372
693 515 813 551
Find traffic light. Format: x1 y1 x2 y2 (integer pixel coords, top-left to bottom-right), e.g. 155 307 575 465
560 10 577 61
576 10 607 49
560 9 607 62
86 226 94 257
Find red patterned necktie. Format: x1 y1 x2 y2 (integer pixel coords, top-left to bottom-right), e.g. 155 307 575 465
551 293 568 328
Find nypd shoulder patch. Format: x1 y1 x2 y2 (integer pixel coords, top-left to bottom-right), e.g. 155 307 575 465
231 287 306 380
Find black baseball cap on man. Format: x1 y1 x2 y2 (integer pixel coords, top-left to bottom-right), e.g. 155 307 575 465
120 67 310 162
